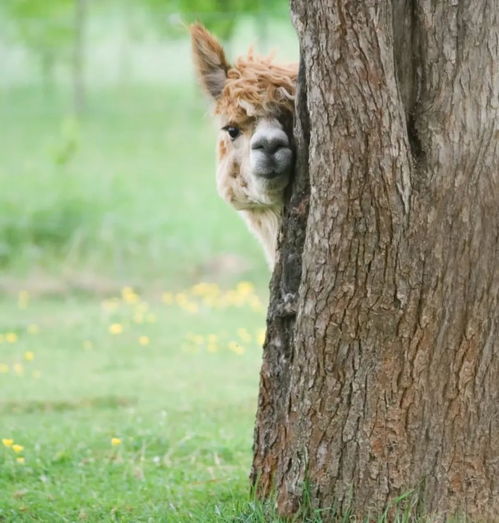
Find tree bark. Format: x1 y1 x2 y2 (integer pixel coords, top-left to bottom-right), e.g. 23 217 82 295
251 1 499 520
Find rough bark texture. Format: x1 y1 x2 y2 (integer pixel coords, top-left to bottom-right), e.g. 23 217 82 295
251 1 499 520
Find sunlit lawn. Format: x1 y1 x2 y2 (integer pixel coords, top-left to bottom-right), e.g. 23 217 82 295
0 283 268 521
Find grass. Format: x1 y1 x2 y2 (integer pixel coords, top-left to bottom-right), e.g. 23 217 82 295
0 77 273 519
0 284 269 521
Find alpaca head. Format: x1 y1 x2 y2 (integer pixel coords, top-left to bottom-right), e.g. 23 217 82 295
190 24 297 266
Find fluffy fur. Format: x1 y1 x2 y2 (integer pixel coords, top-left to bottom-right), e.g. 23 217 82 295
215 52 297 120
190 24 298 267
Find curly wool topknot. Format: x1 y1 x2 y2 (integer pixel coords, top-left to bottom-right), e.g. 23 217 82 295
215 51 298 121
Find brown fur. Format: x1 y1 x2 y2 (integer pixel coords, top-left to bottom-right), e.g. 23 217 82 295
190 24 297 267
215 52 297 121
190 23 230 99
190 23 297 120
218 140 228 158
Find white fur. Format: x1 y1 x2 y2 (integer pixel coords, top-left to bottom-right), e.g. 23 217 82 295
215 118 292 268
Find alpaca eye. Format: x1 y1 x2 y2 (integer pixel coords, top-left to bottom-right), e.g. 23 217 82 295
223 126 241 140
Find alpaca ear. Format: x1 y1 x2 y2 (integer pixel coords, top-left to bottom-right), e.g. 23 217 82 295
190 23 229 100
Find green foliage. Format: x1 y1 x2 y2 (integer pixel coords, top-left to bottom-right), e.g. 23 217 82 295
0 84 268 284
49 117 80 166
142 0 289 40
1 0 75 73
0 198 98 267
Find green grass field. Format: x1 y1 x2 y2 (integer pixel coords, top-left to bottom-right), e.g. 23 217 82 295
0 283 271 521
0 82 276 521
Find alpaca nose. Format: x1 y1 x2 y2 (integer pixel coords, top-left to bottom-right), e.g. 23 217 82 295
251 129 289 155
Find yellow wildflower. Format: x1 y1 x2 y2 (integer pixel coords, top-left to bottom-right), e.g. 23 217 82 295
18 290 29 309
27 324 39 334
207 335 219 352
256 329 266 346
249 296 264 312
24 351 35 361
111 438 122 446
181 302 198 314
2 439 13 447
190 282 208 295
12 444 24 453
236 281 254 296
162 292 174 305
101 299 119 312
207 342 218 353
16 457 25 464
121 286 139 304
138 336 150 346
6 332 18 343
133 312 144 324
223 290 242 307
237 328 252 343
193 335 204 345
228 341 245 355
0 363 9 373
83 340 93 350
191 282 220 297
108 323 123 335
146 313 157 323
13 363 24 375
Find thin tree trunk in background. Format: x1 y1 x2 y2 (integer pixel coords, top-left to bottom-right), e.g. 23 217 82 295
255 4 269 51
252 1 499 520
73 0 87 113
118 6 133 88
40 51 55 97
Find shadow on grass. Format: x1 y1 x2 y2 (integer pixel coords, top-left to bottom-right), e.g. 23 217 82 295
0 395 136 414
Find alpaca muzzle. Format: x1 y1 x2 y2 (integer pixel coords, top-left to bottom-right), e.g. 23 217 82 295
250 121 293 179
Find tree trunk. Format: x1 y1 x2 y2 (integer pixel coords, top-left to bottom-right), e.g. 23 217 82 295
40 51 56 97
72 0 87 114
251 1 498 520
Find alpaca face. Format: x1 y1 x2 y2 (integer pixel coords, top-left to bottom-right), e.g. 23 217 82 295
216 115 293 211
190 23 298 266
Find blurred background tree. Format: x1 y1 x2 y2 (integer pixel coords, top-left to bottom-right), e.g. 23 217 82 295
142 0 287 42
1 0 75 95
0 0 290 113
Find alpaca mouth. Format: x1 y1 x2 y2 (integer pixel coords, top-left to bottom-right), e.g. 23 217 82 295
252 150 293 181
260 170 284 180
256 165 292 180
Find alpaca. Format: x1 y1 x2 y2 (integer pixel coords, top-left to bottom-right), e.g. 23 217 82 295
190 24 298 268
